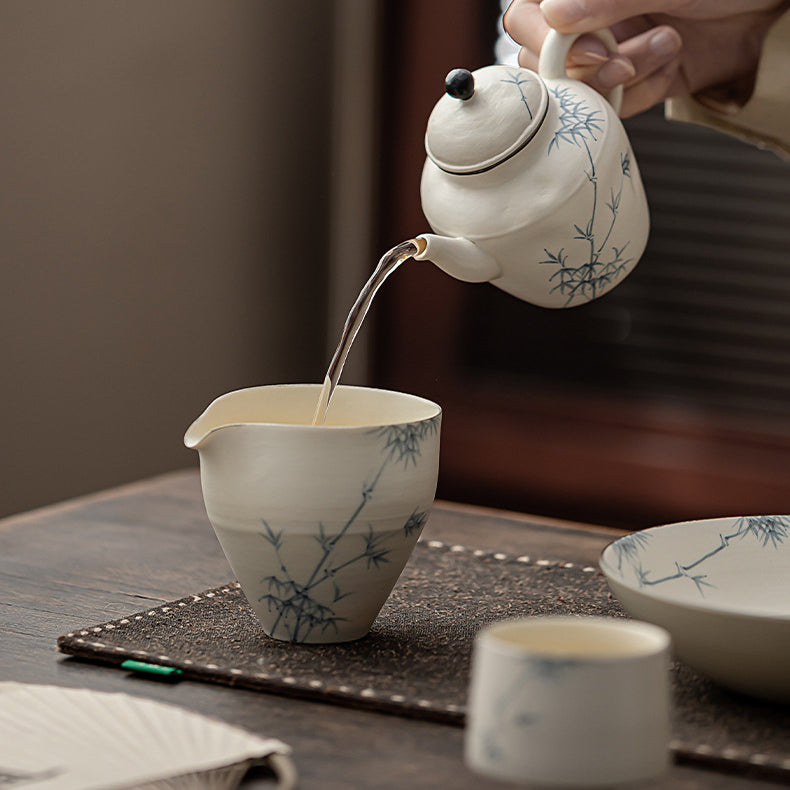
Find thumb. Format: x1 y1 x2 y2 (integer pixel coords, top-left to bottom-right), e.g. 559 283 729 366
540 0 679 31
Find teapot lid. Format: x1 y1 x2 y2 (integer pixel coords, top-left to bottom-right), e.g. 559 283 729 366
425 65 549 175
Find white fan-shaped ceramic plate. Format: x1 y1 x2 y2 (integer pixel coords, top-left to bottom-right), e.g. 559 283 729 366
600 515 790 702
0 684 293 790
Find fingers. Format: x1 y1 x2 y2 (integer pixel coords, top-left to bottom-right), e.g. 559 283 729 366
517 46 540 71
522 51 680 117
619 57 682 116
504 0 552 55
587 24 682 92
505 0 622 68
538 0 686 33
579 25 682 116
504 0 687 116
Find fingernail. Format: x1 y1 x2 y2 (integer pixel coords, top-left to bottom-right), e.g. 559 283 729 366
649 28 682 58
597 58 636 89
579 50 609 64
540 0 586 26
571 36 608 64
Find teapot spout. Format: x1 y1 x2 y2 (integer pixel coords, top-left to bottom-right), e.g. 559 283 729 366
414 234 501 283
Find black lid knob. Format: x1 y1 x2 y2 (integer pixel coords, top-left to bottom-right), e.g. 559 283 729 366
445 68 475 101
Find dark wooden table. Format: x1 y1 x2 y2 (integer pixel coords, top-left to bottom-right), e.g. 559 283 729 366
0 470 782 789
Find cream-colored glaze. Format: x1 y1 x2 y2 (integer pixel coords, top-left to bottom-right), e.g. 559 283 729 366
600 516 790 702
417 30 649 309
185 384 441 644
487 617 670 658
466 616 671 787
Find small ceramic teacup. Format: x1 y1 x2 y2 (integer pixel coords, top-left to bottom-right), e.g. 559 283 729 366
185 384 441 644
466 616 671 787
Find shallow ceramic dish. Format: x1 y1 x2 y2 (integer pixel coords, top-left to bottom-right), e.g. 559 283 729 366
600 516 790 702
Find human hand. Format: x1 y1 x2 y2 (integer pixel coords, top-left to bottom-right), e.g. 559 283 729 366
503 0 789 117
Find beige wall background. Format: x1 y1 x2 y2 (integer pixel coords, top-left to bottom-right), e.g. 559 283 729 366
0 2 356 517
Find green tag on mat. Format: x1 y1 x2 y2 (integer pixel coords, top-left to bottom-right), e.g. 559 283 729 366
120 659 183 677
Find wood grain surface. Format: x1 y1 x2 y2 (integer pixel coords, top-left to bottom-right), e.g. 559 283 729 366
0 469 783 788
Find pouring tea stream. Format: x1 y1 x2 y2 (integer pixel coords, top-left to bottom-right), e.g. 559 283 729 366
185 31 650 644
313 29 649 422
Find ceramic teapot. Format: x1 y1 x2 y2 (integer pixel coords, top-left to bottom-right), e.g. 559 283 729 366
414 29 649 308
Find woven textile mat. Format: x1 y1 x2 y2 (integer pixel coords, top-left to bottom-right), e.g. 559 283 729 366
58 539 790 778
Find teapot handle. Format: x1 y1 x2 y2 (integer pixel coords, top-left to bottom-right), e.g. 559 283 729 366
538 28 623 116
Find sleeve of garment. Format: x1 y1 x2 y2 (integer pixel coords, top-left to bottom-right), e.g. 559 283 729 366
664 11 790 160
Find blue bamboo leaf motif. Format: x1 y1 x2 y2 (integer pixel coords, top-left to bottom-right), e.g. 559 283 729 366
734 514 789 547
500 69 535 119
360 524 392 569
611 515 789 597
620 151 631 178
635 565 652 587
403 509 429 537
478 653 580 760
313 522 338 554
611 531 650 571
332 581 353 603
541 248 565 266
260 520 284 551
547 86 602 155
541 86 632 305
482 731 505 763
255 417 438 642
372 416 440 468
529 656 582 680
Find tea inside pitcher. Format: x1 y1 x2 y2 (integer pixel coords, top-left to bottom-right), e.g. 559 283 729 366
312 239 422 425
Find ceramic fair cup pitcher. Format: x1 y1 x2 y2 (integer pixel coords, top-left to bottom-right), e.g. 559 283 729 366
184 384 441 644
415 29 649 308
